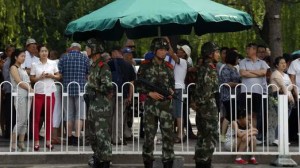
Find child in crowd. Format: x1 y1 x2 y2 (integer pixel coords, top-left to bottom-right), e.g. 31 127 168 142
224 108 258 165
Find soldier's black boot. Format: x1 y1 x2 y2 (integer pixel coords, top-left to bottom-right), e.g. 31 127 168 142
195 159 212 168
88 155 96 168
91 156 101 168
143 160 153 168
163 160 173 168
99 161 110 168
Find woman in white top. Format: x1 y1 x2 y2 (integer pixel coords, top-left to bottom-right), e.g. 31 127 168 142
49 50 62 144
30 45 60 151
9 50 34 151
269 56 294 145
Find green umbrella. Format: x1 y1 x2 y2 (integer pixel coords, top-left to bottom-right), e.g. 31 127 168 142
65 0 253 41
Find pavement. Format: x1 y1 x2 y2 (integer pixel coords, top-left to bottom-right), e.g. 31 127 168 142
0 164 298 168
1 110 300 167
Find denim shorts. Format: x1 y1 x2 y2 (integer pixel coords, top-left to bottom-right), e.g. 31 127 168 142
172 89 184 118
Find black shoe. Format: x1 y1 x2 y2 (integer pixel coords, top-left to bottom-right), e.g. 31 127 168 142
188 133 198 139
92 156 101 168
73 136 84 146
88 155 94 167
99 161 110 168
163 160 173 168
68 136 74 146
144 160 153 168
196 159 212 168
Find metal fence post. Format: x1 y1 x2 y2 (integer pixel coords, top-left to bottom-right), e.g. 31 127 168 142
271 94 297 166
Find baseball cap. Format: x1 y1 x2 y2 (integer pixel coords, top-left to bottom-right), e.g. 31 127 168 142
177 45 191 57
70 42 81 49
26 38 37 46
122 47 132 54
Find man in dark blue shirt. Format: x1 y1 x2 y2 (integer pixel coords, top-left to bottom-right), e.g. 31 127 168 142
108 46 136 145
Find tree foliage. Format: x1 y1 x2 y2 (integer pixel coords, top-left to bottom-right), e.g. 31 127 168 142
0 0 300 60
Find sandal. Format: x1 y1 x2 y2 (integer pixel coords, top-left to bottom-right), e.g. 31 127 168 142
17 141 26 152
46 144 54 150
51 137 61 144
34 145 40 151
11 142 17 152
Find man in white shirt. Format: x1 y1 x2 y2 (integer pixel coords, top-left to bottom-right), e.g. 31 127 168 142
239 43 269 144
172 45 189 143
22 38 39 74
288 56 300 95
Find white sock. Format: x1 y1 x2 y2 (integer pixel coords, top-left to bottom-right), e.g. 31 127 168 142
235 158 241 160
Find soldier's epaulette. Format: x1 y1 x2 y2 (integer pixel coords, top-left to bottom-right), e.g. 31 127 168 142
208 63 216 70
165 62 174 70
98 61 104 67
141 60 151 64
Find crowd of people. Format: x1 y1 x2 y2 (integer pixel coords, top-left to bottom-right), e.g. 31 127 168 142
0 37 299 168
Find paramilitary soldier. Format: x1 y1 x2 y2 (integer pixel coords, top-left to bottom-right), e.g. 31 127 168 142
86 38 112 168
192 42 220 168
136 38 175 168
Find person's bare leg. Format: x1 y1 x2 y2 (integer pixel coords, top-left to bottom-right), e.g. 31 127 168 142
67 121 74 137
249 135 257 152
75 119 83 137
11 133 17 150
221 119 229 140
176 118 183 139
236 136 247 159
18 134 25 149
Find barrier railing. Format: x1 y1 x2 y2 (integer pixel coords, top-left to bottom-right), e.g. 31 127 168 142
0 81 298 166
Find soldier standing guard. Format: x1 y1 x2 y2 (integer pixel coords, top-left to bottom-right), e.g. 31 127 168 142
192 42 220 168
136 38 175 168
85 38 112 168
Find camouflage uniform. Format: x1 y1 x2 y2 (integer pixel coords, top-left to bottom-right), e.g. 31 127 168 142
86 57 113 163
192 61 219 163
136 58 175 163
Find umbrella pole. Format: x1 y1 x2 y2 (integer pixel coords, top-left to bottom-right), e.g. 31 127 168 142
158 26 161 37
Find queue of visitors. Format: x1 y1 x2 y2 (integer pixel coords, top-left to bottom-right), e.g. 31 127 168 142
0 37 299 167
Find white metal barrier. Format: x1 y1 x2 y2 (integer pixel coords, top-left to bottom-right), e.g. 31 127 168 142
0 81 299 165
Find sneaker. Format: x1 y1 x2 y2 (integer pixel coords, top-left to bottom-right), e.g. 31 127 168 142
235 159 248 164
272 139 290 146
221 135 226 143
273 139 279 146
248 158 258 165
256 139 263 145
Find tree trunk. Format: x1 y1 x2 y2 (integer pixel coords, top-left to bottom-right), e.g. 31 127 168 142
264 0 283 58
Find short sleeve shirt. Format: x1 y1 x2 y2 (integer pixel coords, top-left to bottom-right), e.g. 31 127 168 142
30 59 58 94
239 58 269 94
21 50 39 69
58 51 90 95
174 58 187 89
220 65 240 101
287 59 300 92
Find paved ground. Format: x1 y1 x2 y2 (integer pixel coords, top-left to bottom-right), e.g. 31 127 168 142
0 164 298 168
1 109 300 167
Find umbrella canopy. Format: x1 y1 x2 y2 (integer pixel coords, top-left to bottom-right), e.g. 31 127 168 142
292 50 300 56
291 50 300 59
65 0 253 41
